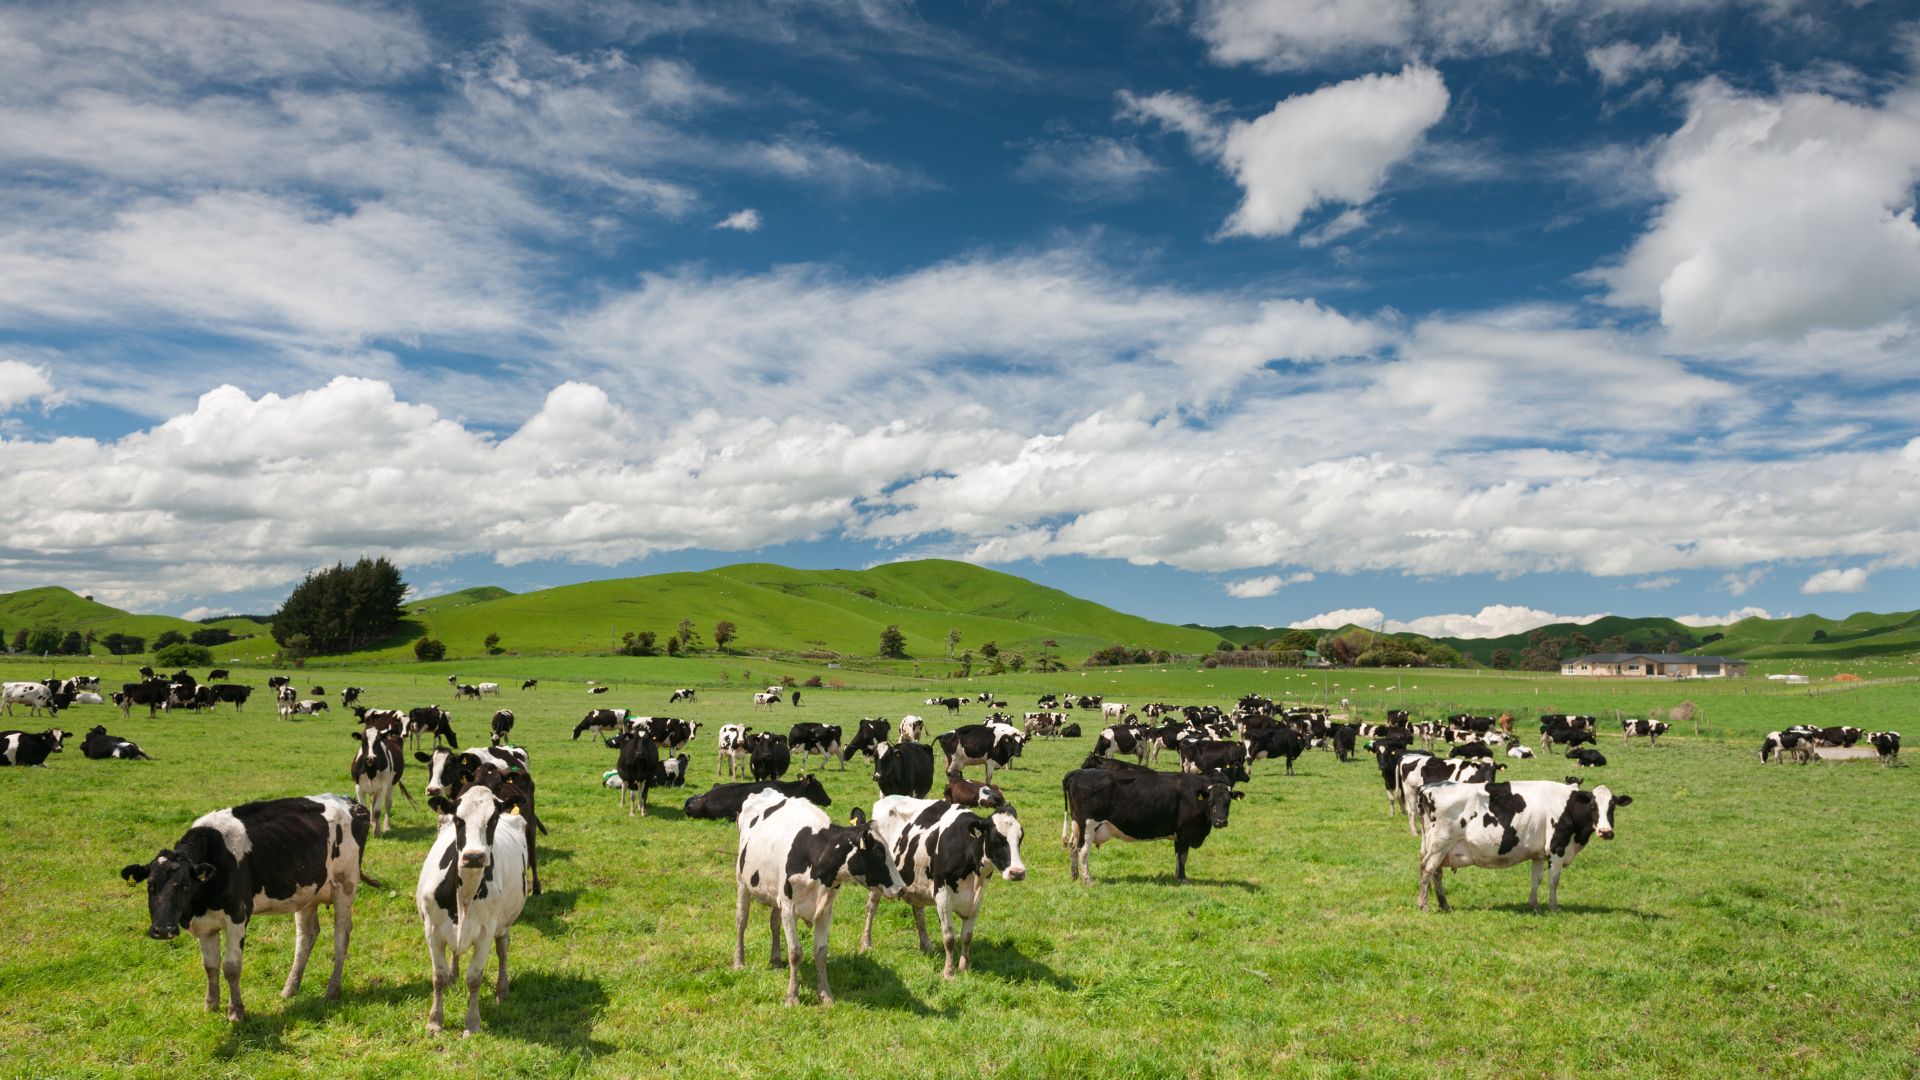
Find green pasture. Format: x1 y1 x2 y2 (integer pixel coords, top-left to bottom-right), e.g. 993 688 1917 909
1 659 1915 1078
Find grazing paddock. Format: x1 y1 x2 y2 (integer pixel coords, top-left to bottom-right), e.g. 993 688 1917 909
1 659 1916 1077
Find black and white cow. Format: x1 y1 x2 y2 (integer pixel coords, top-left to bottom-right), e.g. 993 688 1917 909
682 775 830 820
277 684 298 706
521 679 538 691
571 708 628 740
1398 754 1502 835
606 730 662 817
340 686 364 708
1567 747 1607 768
475 682 501 697
788 723 844 771
860 796 1026 978
842 718 891 761
350 726 405 836
416 785 530 1035
267 675 290 691
1092 723 1151 764
898 715 925 743
1243 726 1306 776
869 740 934 798
407 706 455 749
454 684 481 701
1541 725 1597 752
748 733 791 781
752 691 783 709
1 727 68 766
716 724 750 778
1760 730 1816 764
943 774 1006 808
937 724 1021 781
1622 718 1670 745
2 681 59 716
1508 744 1535 759
489 710 515 746
589 685 610 695
115 680 170 718
1416 780 1632 913
120 794 373 1021
1869 730 1901 767
415 745 530 800
669 687 697 703
82 725 151 760
1177 738 1249 780
1812 725 1864 748
926 697 964 715
462 760 545 896
635 715 699 755
1060 767 1242 884
732 791 905 1006
1449 742 1496 761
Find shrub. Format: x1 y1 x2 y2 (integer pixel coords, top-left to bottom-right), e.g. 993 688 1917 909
155 642 214 668
413 637 447 662
190 627 235 647
153 629 187 651
803 675 823 688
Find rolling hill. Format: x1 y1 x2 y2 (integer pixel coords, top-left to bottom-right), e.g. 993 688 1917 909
0 587 276 659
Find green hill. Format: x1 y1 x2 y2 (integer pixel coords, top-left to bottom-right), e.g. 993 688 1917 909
0 587 278 659
398 560 1221 662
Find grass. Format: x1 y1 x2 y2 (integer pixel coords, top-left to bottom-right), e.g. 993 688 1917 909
1 659 1916 1078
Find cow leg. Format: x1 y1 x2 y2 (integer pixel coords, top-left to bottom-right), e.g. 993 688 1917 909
780 905 804 1006
732 884 751 969
912 907 933 954
859 888 880 952
638 780 649 818
283 905 320 997
958 906 977 974
1547 858 1565 914
526 831 542 896
426 924 451 1034
1077 831 1094 885
983 760 995 783
769 905 784 969
462 936 488 1035
493 930 510 1002
198 931 223 1012
1174 843 1190 884
222 923 248 1022
1528 859 1545 913
811 906 835 1006
933 891 959 978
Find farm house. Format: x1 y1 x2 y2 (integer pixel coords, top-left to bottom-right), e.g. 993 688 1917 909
1561 653 1750 678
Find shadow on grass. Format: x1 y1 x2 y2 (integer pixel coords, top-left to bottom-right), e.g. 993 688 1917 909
822 953 952 1017
518 888 580 934
969 938 1075 990
216 980 420 1057
1482 901 1668 919
1102 874 1260 892
485 970 614 1053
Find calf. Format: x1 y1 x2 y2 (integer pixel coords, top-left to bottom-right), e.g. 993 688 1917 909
607 730 662 817
1061 767 1241 884
1 728 68 766
121 794 372 1021
943 774 1006 809
417 786 530 1035
1869 731 1901 767
571 708 628 740
788 723 844 771
350 726 404 836
860 796 1026 978
748 732 791 781
1416 780 1631 913
1567 747 1608 768
732 792 905 1005
869 740 934 798
490 710 515 746
682 775 831 820
1243 726 1306 775
716 723 751 778
898 715 925 743
1622 718 1670 746
82 725 151 760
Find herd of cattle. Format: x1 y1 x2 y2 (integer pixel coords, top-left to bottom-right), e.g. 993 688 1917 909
0 668 1905 1031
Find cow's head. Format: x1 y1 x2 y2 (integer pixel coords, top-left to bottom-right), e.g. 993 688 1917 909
795 773 830 806
843 807 907 898
121 849 213 940
979 806 1026 880
1197 778 1243 828
415 747 459 797
1591 785 1631 840
429 786 515 871
44 729 67 752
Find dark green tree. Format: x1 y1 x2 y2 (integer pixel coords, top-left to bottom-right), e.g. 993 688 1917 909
713 620 737 651
190 627 235 647
677 619 702 651
413 637 446 662
59 630 86 655
155 642 213 667
878 625 908 659
273 557 409 654
484 632 502 654
10 628 26 652
26 627 62 655
153 629 187 651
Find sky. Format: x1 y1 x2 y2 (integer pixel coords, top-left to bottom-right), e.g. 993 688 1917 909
2 0 1918 636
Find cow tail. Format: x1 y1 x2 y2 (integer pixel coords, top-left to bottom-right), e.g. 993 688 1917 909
394 778 417 806
347 801 385 890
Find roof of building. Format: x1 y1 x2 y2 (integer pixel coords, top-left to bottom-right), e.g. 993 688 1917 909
1568 653 1745 665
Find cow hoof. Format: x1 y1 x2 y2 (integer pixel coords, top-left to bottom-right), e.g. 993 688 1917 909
324 985 341 1000
819 993 834 1006
784 995 800 1007
227 1008 246 1023
428 1022 443 1035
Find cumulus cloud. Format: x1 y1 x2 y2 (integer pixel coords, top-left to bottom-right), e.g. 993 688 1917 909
178 605 238 621
1121 65 1448 239
1585 35 1694 88
1721 567 1766 596
1672 606 1772 627
0 359 58 411
1225 571 1314 598
1598 77 1920 342
1392 606 1607 639
715 208 762 232
1289 607 1385 630
1801 567 1869 593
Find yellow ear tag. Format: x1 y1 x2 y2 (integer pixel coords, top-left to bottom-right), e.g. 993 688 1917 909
509 805 522 816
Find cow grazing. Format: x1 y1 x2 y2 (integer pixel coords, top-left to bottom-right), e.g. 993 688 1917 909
717 724 750 778
1622 719 1670 746
869 740 934 798
340 686 363 708
350 727 404 836
520 679 538 691
206 669 229 682
942 775 1006 809
1541 725 1597 752
1061 767 1242 884
571 708 628 740
732 792 905 1005
1244 726 1306 775
860 797 1026 978
1868 731 1901 767
408 706 456 749
1567 747 1608 768
82 725 151 760
842 718 891 761
607 730 662 817
898 715 925 743
1416 780 1632 913
748 732 791 781
589 685 610 695
2 681 59 717
490 710 515 746
788 723 844 771
266 675 289 690
753 691 783 709
682 775 830 820
120 794 372 1021
417 786 530 1035
453 684 481 701
669 687 697 703
1 728 68 766
926 697 964 715
1761 730 1816 765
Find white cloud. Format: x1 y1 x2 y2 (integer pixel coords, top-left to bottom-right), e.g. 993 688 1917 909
1801 567 1869 594
715 208 762 232
1014 136 1161 200
1631 575 1678 590
0 359 57 412
1672 605 1772 627
1299 207 1370 248
1721 567 1766 596
1226 571 1314 598
1126 66 1448 238
1289 607 1385 630
1585 35 1694 88
178 605 238 621
1392 605 1608 639
1598 77 1920 342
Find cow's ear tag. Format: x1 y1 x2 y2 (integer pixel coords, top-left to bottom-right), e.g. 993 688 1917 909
509 805 522 816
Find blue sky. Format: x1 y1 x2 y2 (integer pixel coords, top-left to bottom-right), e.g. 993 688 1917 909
1 0 1917 635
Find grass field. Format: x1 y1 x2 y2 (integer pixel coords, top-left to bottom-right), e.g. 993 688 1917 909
2 658 1916 1078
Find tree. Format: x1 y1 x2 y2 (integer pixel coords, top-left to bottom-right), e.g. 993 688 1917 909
677 619 702 652
1489 648 1513 669
878 625 908 659
1812 629 1829 642
59 630 86 656
958 650 973 677
272 556 409 654
190 627 235 648
100 632 146 656
413 637 446 662
1277 629 1318 652
484 632 502 654
946 628 961 658
1006 651 1027 673
979 641 999 659
155 642 214 667
282 633 312 662
666 636 681 656
1599 635 1630 653
713 620 737 651
153 630 187 651
9 629 25 652
621 631 658 657
26 627 62 655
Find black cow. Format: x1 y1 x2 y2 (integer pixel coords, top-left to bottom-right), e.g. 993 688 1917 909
1869 731 1901 767
1178 739 1249 780
266 675 289 690
82 725 151 760
607 730 662 817
205 669 229 681
681 775 830 820
1 728 68 766
521 679 539 691
1243 727 1306 775
1541 725 1596 752
788 723 844 770
119 794 374 1021
1567 747 1608 768
1331 723 1358 762
1449 742 1495 761
842 718 891 761
869 741 934 798
748 733 791 781
927 696 963 715
1059 723 1081 738
209 684 252 710
340 686 363 708
117 680 170 718
572 708 627 740
1061 768 1242 884
490 710 515 746
408 706 456 748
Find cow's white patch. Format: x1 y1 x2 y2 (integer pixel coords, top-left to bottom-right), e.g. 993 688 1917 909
193 808 253 861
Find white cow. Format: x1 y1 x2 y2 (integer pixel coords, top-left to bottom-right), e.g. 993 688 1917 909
860 796 1026 979
2 682 57 716
752 692 782 709
898 715 925 743
716 724 750 778
417 786 530 1035
1101 702 1129 720
1416 780 1632 913
733 790 904 1006
476 682 501 697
